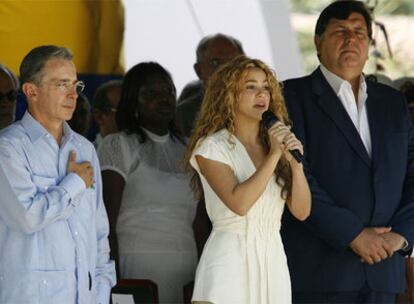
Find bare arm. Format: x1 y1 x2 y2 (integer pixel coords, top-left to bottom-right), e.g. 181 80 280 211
288 164 311 221
196 125 286 216
275 126 311 221
192 198 212 258
101 169 125 277
91 151 117 304
196 152 279 216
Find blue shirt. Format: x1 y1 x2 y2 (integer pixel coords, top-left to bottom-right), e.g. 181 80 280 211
0 112 116 304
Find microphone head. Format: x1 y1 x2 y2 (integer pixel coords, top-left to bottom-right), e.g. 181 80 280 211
262 110 279 129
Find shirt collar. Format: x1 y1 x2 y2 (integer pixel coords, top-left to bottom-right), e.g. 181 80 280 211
141 127 169 143
320 64 367 97
21 111 76 144
62 121 76 145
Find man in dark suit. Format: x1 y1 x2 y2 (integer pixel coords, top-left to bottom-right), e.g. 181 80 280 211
281 1 414 303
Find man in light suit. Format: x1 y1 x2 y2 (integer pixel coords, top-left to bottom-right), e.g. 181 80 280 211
281 1 414 303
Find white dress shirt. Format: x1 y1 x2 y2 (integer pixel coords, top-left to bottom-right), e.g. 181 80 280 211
320 64 371 157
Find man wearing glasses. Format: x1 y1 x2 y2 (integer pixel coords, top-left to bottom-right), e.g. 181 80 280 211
0 64 19 129
0 45 116 304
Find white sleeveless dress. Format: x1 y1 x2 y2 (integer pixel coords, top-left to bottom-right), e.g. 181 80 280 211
98 129 198 303
190 129 291 304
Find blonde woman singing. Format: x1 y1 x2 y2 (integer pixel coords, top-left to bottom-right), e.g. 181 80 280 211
185 56 311 304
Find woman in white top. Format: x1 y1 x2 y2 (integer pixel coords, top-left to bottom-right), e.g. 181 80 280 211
98 62 197 303
184 56 312 304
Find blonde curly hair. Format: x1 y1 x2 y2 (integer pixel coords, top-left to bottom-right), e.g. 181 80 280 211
184 55 293 201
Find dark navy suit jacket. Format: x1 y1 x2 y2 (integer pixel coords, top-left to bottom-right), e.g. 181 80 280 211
281 67 414 294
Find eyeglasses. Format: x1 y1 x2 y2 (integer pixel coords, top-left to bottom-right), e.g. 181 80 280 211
0 90 18 103
44 80 86 94
57 80 85 94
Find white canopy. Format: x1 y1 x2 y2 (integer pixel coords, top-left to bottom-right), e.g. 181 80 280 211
124 0 304 94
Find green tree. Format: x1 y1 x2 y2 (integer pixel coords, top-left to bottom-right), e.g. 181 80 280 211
290 0 414 15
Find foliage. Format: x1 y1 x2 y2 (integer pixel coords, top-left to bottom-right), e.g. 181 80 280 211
289 0 333 14
367 0 414 15
290 0 414 15
290 0 414 77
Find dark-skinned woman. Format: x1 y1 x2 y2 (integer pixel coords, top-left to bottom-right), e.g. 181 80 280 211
97 62 197 303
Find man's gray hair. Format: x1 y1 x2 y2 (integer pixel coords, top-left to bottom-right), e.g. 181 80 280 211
196 33 244 63
20 45 73 84
0 64 20 89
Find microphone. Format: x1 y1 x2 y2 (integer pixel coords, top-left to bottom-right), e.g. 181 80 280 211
262 110 304 163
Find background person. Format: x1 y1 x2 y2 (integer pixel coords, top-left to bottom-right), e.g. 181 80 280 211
176 33 244 137
178 34 245 258
68 92 91 137
98 62 197 303
92 80 122 149
0 64 19 129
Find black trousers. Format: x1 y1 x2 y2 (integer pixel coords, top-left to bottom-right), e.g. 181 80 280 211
293 284 396 304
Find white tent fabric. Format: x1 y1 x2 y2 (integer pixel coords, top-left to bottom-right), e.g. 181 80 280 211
124 0 304 94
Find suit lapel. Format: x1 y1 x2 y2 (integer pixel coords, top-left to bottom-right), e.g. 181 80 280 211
311 68 371 168
366 82 384 172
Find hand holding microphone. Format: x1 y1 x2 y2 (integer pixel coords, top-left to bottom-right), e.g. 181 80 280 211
262 110 304 164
